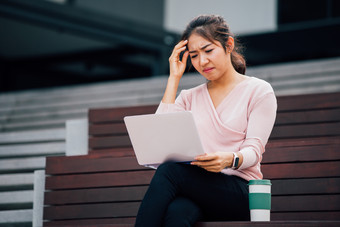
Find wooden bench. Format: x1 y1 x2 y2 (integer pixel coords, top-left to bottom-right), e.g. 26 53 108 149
42 92 340 226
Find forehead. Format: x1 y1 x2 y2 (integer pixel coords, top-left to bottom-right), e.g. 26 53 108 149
187 33 219 50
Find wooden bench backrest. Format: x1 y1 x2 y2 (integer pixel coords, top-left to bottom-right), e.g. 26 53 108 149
43 92 340 225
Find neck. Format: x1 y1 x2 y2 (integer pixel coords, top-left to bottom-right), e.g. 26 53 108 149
208 68 240 89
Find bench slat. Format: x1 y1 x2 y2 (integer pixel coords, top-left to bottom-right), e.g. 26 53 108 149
43 202 141 220
89 136 131 149
89 105 157 123
264 142 340 163
272 194 340 212
271 122 340 139
45 171 154 190
45 156 145 175
275 108 340 125
276 92 340 111
272 178 340 195
271 212 340 222
267 136 340 148
43 218 135 226
262 161 340 179
88 147 134 156
44 186 148 205
89 123 127 136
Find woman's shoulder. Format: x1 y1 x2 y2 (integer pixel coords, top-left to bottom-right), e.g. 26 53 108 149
246 76 275 94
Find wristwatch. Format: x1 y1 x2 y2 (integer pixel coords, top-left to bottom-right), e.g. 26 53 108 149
231 152 239 170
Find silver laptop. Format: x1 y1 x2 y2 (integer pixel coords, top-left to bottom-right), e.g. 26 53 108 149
124 111 205 166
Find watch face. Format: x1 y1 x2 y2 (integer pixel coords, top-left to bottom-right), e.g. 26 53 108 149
234 157 239 168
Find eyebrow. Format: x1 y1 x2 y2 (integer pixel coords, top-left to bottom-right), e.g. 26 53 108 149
189 43 212 54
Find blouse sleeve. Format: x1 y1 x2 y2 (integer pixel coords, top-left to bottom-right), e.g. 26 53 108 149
238 92 277 170
155 90 189 114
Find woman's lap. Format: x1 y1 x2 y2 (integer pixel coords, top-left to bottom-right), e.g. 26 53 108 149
135 162 250 226
156 162 249 220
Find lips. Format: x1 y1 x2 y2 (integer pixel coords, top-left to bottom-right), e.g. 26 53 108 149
203 67 214 73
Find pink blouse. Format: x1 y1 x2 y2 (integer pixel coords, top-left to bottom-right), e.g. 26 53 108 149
156 77 277 181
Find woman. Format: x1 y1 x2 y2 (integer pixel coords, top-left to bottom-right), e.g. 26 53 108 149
135 15 277 226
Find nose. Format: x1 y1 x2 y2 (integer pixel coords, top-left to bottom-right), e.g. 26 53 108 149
199 54 209 66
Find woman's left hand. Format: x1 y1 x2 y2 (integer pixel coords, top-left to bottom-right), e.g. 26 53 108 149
191 152 234 173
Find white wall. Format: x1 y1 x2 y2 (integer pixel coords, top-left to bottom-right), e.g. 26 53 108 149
164 0 277 35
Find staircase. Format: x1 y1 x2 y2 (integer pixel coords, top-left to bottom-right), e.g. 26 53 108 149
0 57 340 226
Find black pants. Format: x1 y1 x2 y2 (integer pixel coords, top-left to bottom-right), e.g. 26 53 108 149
135 162 250 227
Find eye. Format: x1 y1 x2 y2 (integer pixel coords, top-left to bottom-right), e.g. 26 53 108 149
191 55 198 59
206 49 213 53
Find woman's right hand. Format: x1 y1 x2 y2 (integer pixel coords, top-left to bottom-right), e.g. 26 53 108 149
169 40 189 79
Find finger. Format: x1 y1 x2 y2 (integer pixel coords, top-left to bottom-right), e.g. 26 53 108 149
174 46 187 56
171 40 188 57
195 153 216 161
174 40 188 49
181 50 189 64
191 160 216 167
169 46 187 62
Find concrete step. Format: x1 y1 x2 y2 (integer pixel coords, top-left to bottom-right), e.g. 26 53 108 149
0 157 46 174
0 73 203 106
247 57 340 78
270 72 340 93
0 173 34 191
0 108 87 124
0 190 33 210
0 91 163 117
0 142 65 158
0 209 32 226
0 128 65 144
1 118 74 132
0 75 203 116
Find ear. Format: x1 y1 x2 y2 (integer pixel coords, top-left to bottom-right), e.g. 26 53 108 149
226 36 234 53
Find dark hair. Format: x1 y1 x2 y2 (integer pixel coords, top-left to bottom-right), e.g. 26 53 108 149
181 15 246 74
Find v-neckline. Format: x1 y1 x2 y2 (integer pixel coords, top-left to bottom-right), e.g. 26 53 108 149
205 77 251 112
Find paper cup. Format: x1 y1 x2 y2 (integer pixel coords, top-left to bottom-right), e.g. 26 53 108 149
248 179 271 221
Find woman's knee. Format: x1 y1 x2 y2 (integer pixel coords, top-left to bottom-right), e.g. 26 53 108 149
163 197 202 227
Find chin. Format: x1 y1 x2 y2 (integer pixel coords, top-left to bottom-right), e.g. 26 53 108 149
203 74 219 82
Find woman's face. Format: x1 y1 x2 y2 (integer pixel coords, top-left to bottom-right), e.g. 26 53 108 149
187 33 231 81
